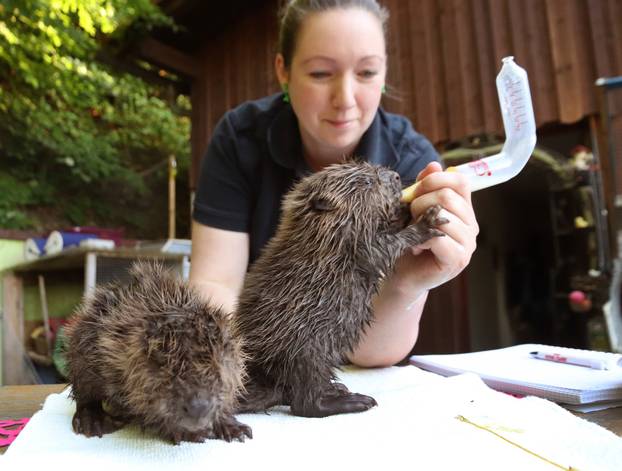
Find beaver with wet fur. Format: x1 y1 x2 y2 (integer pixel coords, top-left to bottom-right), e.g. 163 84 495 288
65 261 252 444
235 161 447 417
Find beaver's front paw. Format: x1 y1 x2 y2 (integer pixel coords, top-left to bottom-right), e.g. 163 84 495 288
72 402 125 438
208 415 253 442
291 388 377 418
420 204 449 230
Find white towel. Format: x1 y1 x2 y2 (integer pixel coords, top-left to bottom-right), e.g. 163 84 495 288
2 366 621 470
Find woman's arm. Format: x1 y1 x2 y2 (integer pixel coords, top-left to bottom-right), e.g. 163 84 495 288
348 162 479 367
348 259 429 367
189 221 249 314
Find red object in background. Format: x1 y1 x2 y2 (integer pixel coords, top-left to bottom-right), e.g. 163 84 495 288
569 290 586 303
0 419 29 447
568 290 592 313
47 317 68 345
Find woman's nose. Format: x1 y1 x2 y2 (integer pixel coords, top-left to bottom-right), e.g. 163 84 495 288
332 75 356 109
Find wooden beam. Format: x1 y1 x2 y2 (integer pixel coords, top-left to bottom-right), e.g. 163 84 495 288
2 273 37 385
96 49 189 93
135 38 199 80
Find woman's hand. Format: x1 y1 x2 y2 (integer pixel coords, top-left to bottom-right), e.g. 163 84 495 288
396 161 479 292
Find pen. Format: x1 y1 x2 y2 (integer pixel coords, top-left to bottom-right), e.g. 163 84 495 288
529 351 608 370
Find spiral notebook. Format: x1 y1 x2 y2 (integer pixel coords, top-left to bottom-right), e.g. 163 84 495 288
410 344 622 405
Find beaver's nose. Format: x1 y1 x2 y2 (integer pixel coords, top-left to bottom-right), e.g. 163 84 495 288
380 171 401 187
183 397 209 418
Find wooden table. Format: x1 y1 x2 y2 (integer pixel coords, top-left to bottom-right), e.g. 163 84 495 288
0 384 66 454
1 384 622 455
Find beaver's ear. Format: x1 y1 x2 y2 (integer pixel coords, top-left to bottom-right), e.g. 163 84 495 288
310 196 334 212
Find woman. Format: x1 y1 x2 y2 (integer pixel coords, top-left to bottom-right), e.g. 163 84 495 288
190 0 478 367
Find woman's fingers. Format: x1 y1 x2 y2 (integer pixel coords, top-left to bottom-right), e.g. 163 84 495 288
415 161 443 182
414 163 472 203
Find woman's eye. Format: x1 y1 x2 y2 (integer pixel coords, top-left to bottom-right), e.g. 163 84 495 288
358 70 378 79
309 71 331 79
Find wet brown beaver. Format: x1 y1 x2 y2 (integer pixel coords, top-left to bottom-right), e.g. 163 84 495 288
235 161 447 417
64 261 252 444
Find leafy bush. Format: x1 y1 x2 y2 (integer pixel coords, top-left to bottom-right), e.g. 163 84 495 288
0 0 190 237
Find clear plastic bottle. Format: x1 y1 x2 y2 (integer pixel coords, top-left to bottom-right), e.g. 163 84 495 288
448 56 537 191
400 57 536 202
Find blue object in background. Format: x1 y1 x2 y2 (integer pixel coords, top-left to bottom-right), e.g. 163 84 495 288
44 231 98 255
23 237 47 260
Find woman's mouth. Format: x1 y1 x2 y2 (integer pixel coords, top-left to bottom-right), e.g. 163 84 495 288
325 119 355 129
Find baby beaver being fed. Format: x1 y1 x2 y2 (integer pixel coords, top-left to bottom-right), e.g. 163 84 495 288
65 262 252 444
236 161 448 418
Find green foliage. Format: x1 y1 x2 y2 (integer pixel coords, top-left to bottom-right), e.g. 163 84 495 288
0 0 190 237
0 172 34 227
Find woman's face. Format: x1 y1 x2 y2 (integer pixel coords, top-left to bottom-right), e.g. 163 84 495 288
276 8 386 167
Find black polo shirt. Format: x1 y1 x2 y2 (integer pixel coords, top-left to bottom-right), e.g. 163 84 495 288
192 93 440 264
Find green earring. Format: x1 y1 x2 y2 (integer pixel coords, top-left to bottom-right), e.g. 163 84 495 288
381 84 386 94
282 83 290 103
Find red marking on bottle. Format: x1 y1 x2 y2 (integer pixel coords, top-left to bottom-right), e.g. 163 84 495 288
468 160 492 177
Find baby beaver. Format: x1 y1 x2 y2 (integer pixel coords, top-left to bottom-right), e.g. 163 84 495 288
65 261 251 444
235 161 448 418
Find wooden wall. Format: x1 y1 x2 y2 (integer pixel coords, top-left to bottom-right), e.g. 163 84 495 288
190 4 278 185
189 0 622 187
383 0 622 138
184 0 622 354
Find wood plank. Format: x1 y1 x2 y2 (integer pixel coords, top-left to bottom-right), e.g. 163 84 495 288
2 274 35 385
189 75 203 189
454 0 484 136
571 0 598 115
507 0 528 63
384 0 404 117
193 42 212 189
233 21 248 105
408 0 432 139
266 4 279 97
440 0 467 140
243 13 259 100
223 34 234 113
395 0 415 119
0 384 66 420
546 0 583 123
471 0 498 134
524 0 559 127
487 0 515 136
135 38 199 79
487 0 513 68
607 0 622 74
587 0 613 77
412 0 448 144
208 35 228 140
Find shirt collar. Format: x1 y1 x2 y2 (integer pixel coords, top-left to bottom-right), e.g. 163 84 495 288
267 100 399 170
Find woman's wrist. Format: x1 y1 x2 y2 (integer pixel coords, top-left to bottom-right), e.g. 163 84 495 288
348 275 429 367
384 252 430 303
